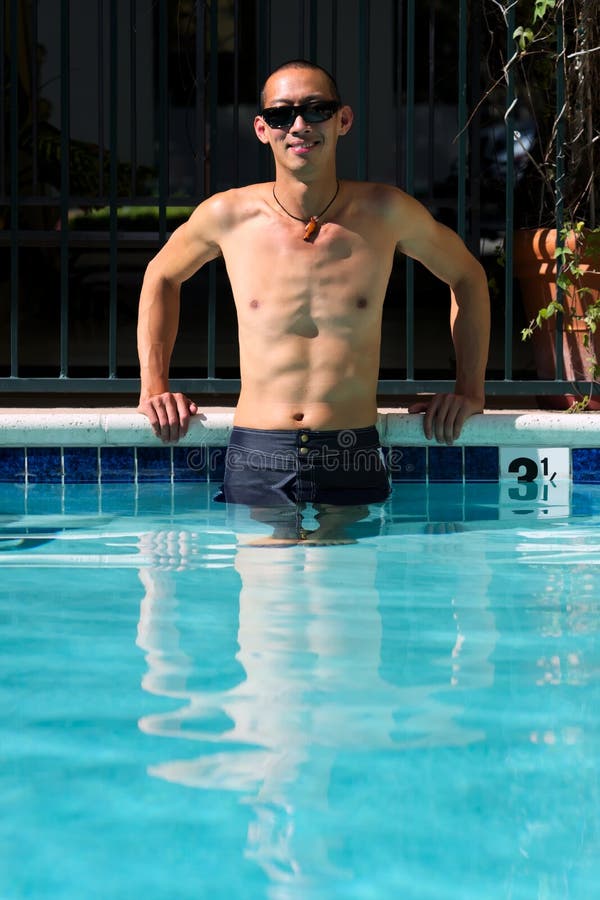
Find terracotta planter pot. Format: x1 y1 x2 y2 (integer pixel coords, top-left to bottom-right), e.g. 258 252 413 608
513 227 600 409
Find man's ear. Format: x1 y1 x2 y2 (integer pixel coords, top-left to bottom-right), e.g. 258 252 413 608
254 116 270 144
338 105 354 136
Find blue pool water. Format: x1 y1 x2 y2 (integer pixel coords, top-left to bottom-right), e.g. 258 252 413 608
1 481 599 899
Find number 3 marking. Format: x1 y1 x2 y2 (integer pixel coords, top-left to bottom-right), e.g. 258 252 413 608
508 457 538 483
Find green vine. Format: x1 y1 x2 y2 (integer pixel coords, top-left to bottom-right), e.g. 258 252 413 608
521 223 600 408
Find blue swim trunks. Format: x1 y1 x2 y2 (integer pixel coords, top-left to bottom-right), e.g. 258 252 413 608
214 425 391 507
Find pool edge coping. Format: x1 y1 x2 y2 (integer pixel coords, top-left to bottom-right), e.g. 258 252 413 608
1 407 600 447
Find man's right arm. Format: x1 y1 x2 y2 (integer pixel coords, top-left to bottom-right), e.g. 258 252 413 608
137 196 226 442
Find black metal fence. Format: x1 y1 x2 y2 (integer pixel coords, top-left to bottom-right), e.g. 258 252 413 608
0 0 577 399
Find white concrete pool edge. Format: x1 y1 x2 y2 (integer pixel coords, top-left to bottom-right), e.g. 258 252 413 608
1 408 600 447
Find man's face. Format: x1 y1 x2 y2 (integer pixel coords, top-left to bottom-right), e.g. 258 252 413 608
254 67 352 171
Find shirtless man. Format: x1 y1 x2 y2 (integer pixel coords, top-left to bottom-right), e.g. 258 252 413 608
137 60 490 537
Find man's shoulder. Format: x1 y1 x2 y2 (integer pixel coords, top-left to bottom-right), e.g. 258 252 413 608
188 183 271 231
343 181 431 236
345 180 421 212
216 183 270 201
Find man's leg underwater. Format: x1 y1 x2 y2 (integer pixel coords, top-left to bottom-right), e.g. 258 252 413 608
302 503 370 544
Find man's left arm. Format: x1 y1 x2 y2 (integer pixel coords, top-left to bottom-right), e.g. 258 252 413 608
394 194 490 444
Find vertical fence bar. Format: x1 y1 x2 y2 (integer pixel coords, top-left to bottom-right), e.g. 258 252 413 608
108 0 118 377
427 2 435 204
31 0 39 193
554 3 566 380
331 0 337 76
232 0 240 186
97 0 105 201
395 0 404 190
357 0 369 179
308 0 317 61
405 0 415 191
209 0 218 192
158 0 168 239
504 2 516 380
9 0 19 376
207 0 219 379
256 0 269 107
468 0 481 255
256 0 271 183
0 0 6 201
456 0 467 241
194 0 208 383
59 0 70 378
195 0 206 198
405 0 415 380
130 0 137 198
298 0 305 57
207 259 217 379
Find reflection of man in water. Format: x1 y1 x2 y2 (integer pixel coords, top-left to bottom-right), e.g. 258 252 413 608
135 525 494 887
137 60 490 543
137 538 395 882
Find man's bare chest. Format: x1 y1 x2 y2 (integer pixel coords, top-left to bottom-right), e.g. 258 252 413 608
221 218 393 293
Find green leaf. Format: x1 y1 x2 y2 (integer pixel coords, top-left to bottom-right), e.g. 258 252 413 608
567 396 590 413
553 245 574 260
513 26 534 50
533 0 556 23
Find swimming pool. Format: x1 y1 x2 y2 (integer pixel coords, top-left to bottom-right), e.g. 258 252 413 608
1 479 599 899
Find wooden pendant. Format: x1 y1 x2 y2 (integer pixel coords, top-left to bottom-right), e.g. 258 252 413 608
303 217 318 242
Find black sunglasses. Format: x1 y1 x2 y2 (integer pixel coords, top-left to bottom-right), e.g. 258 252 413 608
260 101 341 130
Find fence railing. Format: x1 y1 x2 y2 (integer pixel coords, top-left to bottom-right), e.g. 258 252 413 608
0 0 581 400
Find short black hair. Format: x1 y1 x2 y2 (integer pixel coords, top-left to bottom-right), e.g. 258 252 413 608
260 59 342 109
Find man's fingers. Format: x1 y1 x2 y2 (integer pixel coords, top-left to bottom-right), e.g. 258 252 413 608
154 394 179 442
421 394 446 442
408 400 434 439
438 394 463 445
411 393 482 444
428 394 454 444
407 401 428 415
410 395 458 443
138 392 199 443
175 393 194 438
451 404 470 442
137 397 165 438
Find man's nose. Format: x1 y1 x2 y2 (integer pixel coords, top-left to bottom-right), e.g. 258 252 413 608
290 113 311 130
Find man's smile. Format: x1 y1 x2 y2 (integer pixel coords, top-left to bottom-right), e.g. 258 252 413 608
288 140 320 154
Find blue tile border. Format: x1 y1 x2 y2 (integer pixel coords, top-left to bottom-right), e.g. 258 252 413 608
428 446 463 482
207 447 227 482
26 447 62 484
0 448 26 483
136 446 173 483
173 446 208 481
100 447 136 483
572 448 600 484
63 447 99 483
0 444 600 483
386 446 426 482
464 446 499 482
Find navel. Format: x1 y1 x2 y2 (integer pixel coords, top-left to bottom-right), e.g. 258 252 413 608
292 412 304 422
357 297 368 309
249 298 260 309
